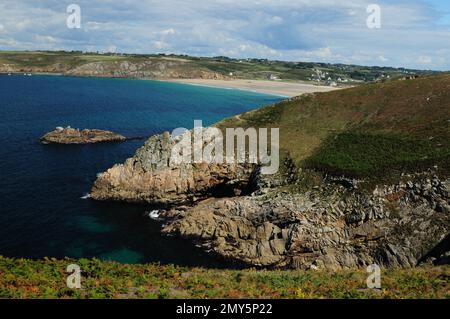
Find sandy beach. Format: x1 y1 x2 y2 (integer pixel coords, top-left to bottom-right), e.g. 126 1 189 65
164 79 341 97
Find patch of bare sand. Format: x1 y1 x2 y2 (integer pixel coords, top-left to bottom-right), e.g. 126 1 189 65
163 79 342 97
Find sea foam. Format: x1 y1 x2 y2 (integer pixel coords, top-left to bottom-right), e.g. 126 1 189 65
147 210 161 220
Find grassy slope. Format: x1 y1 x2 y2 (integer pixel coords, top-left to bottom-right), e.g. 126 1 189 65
0 51 435 82
0 257 448 299
218 74 450 181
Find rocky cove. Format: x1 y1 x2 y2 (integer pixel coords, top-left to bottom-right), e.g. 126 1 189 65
0 74 285 266
90 131 450 270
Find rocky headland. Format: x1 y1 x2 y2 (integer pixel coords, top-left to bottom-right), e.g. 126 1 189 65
91 132 254 205
161 174 450 270
41 127 126 144
91 132 450 270
1 58 228 81
90 74 450 270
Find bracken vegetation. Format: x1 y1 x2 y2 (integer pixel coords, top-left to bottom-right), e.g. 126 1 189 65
305 132 450 178
0 257 448 299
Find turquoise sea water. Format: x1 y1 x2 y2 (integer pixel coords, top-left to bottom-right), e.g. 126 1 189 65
0 74 283 266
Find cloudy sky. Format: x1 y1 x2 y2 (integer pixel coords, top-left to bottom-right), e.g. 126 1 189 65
0 0 449 70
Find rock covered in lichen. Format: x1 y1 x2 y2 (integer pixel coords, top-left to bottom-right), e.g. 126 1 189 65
41 127 126 144
90 132 254 205
162 175 450 270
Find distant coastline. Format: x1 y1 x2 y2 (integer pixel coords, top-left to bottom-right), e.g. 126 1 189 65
2 51 433 99
2 71 341 98
159 78 341 98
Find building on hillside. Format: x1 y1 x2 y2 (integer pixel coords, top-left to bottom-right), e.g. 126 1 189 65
325 80 338 87
267 73 280 81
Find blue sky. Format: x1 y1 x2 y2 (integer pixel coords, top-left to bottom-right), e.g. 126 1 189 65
0 0 449 70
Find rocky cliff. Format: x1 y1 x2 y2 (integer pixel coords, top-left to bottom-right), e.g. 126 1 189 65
65 60 228 79
1 58 228 80
90 74 450 269
91 132 253 205
91 130 450 270
162 173 450 269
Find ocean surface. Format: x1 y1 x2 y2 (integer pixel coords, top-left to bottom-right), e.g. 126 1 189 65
0 74 283 267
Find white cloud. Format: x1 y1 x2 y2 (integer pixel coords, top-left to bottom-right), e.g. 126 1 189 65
0 38 18 46
153 41 168 50
0 0 448 70
160 28 176 35
267 16 284 24
106 45 117 53
418 55 432 64
33 35 57 43
85 22 117 31
311 47 333 59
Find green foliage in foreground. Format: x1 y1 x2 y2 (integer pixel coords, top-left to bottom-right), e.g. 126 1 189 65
305 133 450 179
0 257 448 299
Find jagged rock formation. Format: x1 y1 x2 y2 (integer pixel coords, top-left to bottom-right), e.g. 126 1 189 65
91 132 253 205
66 60 228 79
0 58 228 80
91 129 450 269
41 127 126 144
162 174 450 269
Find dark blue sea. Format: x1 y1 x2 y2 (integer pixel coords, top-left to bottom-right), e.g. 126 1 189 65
0 74 282 267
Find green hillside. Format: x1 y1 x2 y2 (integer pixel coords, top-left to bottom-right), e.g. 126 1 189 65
0 50 436 83
218 74 450 182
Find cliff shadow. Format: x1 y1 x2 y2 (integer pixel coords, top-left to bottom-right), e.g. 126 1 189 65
418 232 450 265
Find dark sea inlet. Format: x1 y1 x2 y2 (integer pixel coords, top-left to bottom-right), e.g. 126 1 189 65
0 75 282 267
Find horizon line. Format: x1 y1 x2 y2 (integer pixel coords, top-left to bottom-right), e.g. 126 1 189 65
0 49 444 73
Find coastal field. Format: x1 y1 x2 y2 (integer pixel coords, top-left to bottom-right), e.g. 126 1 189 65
0 257 448 299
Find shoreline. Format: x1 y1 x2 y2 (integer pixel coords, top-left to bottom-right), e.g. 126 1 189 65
161 78 342 97
2 72 343 97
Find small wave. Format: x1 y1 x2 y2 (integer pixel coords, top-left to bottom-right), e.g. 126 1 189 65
80 193 91 200
146 210 160 220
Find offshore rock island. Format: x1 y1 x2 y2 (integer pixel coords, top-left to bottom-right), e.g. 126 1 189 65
91 74 450 270
41 127 126 144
